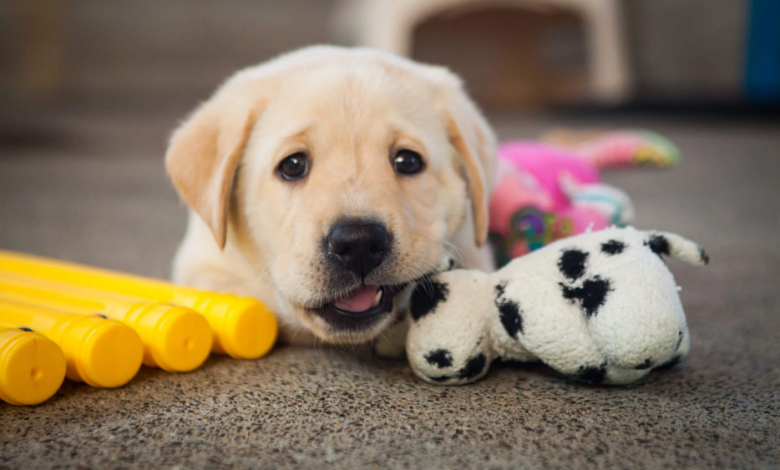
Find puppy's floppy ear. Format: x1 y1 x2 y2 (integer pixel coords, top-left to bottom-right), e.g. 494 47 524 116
429 69 497 247
165 78 267 249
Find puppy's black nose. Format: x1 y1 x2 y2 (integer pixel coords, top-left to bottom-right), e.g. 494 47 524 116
327 223 391 278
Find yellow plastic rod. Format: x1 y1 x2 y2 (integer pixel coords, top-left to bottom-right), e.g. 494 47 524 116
0 272 212 372
0 327 66 405
0 298 142 388
0 250 277 359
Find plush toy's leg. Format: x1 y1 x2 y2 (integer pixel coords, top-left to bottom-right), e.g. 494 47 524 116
586 255 693 374
593 321 688 383
493 267 661 385
493 275 642 385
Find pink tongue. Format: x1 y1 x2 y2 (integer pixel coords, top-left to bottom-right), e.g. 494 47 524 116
333 285 381 312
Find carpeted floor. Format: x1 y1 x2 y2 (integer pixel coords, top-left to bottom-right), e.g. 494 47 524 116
0 110 778 469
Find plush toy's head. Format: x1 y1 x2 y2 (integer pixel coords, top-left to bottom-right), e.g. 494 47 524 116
406 269 497 385
406 226 708 386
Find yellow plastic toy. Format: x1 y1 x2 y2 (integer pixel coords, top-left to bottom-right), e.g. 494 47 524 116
0 298 143 388
0 272 212 372
0 250 277 359
0 327 66 405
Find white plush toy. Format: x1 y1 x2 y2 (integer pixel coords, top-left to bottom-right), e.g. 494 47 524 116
405 226 709 385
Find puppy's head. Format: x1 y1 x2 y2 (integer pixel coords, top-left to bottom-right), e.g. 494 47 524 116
165 46 496 343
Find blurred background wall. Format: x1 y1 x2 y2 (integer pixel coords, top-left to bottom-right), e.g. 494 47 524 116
627 0 746 101
0 0 765 114
0 0 777 277
0 0 337 110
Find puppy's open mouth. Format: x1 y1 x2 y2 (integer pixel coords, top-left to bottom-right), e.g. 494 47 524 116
310 284 407 332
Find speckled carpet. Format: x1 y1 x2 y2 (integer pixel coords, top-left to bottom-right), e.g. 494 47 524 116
0 111 778 469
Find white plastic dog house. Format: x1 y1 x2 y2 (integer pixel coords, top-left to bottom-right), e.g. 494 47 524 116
333 0 633 102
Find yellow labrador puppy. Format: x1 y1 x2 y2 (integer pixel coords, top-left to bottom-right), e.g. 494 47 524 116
166 46 496 350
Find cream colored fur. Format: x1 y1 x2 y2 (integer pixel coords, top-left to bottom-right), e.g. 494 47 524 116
165 46 497 345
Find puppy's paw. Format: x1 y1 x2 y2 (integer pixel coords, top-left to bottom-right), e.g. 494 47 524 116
373 313 409 359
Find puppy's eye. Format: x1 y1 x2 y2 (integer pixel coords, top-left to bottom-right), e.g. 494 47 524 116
278 152 309 180
393 149 424 175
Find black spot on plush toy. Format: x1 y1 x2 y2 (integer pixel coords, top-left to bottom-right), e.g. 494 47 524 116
409 281 449 321
406 227 708 385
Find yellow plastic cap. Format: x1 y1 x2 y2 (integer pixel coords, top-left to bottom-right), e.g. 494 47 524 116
206 296 278 359
150 306 212 372
72 320 143 388
0 330 66 406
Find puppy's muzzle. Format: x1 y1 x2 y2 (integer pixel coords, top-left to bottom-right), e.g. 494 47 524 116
327 222 390 278
307 219 404 335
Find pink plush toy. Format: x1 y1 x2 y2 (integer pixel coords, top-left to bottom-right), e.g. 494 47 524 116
489 142 635 265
